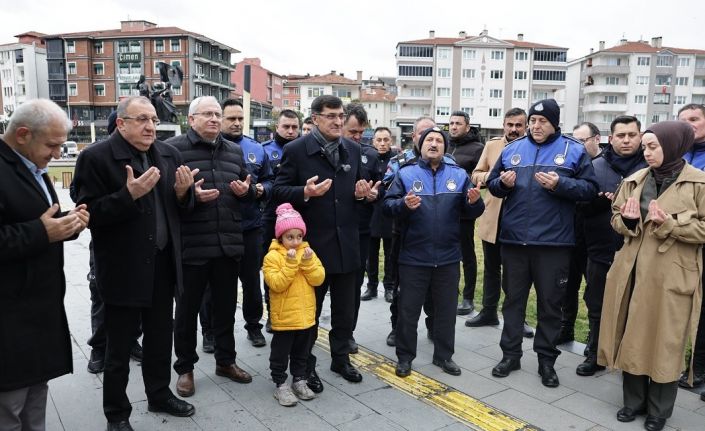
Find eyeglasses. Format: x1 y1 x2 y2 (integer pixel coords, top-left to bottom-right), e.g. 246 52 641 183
576 135 597 143
192 111 223 119
122 116 161 126
316 112 346 121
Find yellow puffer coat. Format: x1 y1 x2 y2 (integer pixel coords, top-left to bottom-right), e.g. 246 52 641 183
262 239 325 331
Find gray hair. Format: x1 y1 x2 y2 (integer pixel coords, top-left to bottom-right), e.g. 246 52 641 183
117 96 152 118
6 99 72 136
189 96 220 116
413 115 435 133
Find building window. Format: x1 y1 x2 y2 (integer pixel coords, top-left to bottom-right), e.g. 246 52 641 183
674 95 688 105
391 104 397 113
170 60 181 69
601 95 618 104
490 89 503 98
533 91 549 101
410 88 425 97
513 89 527 99
67 62 76 75
490 70 503 79
93 63 104 75
195 85 203 97
637 56 650 66
534 50 566 62
461 107 474 116
636 76 649 85
436 106 450 116
515 51 528 61
172 85 182 96
68 83 77 96
605 76 620 85
462 68 476 79
489 108 502 117
195 42 203 55
398 65 432 76
94 41 103 54
514 70 527 80
602 114 617 123
462 49 476 60
66 41 75 53
461 88 474 98
398 45 433 57
437 68 451 78
604 57 622 66
307 87 324 98
697 59 705 69
437 48 450 60
94 84 105 96
333 89 351 98
696 78 705 87
170 39 181 52
491 50 504 60
635 114 647 125
283 99 289 106
154 39 164 52
676 77 689 86
651 112 670 123
533 70 566 81
653 93 671 104
436 87 450 97
655 75 672 85
634 95 647 104
656 54 673 67
678 57 690 67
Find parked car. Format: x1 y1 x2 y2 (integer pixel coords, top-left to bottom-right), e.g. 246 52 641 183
62 141 78 158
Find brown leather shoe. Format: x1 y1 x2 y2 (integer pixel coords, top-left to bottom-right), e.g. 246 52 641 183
215 363 252 383
176 372 194 397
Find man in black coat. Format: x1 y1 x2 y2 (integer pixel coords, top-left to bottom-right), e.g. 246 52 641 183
273 95 379 392
73 96 196 431
0 99 89 431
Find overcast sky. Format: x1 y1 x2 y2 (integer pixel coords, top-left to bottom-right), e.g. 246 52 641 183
1 0 703 79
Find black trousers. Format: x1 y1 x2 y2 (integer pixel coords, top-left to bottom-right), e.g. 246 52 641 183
623 372 678 419
367 236 393 291
352 233 370 332
585 259 609 322
396 263 459 363
270 327 316 385
562 243 587 329
103 248 174 423
306 271 357 372
459 219 478 301
240 228 264 331
480 240 502 309
500 245 570 364
689 265 705 374
174 256 239 375
87 241 141 351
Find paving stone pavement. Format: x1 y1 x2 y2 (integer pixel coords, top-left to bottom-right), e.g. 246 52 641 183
46 187 705 430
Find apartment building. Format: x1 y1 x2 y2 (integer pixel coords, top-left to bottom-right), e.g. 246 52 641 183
566 37 705 133
0 32 48 124
360 87 398 143
231 57 283 141
43 20 239 140
395 30 568 140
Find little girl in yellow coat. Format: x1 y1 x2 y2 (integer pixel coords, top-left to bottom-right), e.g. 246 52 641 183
263 203 325 406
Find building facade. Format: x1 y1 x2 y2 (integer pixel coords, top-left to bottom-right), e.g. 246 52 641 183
360 87 398 144
566 37 705 134
231 57 283 141
43 20 238 141
0 32 48 125
395 30 568 141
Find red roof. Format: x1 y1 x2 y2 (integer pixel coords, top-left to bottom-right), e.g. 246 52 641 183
399 36 565 50
602 40 705 55
360 89 396 103
504 39 566 50
295 72 358 85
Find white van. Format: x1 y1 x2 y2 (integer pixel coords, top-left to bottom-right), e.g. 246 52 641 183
62 141 78 158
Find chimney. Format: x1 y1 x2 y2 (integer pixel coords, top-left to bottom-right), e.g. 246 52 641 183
599 41 605 51
459 31 467 38
651 36 662 48
331 70 336 74
517 33 524 41
620 38 627 45
590 48 594 54
340 72 344 77
356 70 362 82
120 20 157 32
429 30 435 38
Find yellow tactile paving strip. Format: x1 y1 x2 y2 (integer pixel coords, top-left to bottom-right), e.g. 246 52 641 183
314 327 540 431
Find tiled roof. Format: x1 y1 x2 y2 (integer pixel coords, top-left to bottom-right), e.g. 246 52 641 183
399 36 565 50
504 39 566 50
360 89 396 103
602 41 705 55
14 31 47 38
295 72 358 85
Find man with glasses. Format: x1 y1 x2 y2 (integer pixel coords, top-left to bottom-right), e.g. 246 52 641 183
273 95 378 391
166 96 256 399
73 96 196 430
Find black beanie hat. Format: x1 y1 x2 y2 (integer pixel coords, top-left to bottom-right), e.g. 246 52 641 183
414 126 449 156
528 98 560 129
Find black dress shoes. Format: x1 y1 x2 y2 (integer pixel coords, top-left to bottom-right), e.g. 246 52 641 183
678 370 705 388
555 325 574 344
247 328 267 347
576 356 606 376
465 308 499 327
522 322 534 338
384 289 394 303
538 364 559 387
306 370 324 393
129 343 143 362
456 299 474 316
644 415 666 431
433 358 461 376
616 406 645 422
396 361 411 377
491 358 521 377
147 395 195 417
361 287 377 301
330 361 363 382
386 330 396 347
87 349 105 374
106 420 133 431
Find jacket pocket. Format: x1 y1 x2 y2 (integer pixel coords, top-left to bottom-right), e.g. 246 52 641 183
667 260 699 295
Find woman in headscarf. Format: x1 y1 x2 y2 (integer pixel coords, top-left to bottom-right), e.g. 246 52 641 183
598 121 705 431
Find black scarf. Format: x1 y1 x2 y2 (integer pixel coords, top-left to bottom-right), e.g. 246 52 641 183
221 132 242 143
528 127 562 145
274 132 292 146
601 145 646 178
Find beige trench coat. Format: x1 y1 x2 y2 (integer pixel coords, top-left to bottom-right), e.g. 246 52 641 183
597 164 705 383
472 136 507 244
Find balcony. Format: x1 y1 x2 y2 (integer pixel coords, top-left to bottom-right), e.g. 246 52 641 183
692 86 705 95
396 75 433 85
582 65 630 77
193 52 233 70
532 80 567 89
396 94 432 104
695 67 705 77
582 103 628 113
582 84 629 94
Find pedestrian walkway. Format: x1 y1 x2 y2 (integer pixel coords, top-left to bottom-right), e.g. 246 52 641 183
47 187 705 430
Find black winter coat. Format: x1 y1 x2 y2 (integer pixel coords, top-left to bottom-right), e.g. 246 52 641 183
0 139 72 391
73 132 194 306
272 133 363 274
166 130 255 263
370 149 395 238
